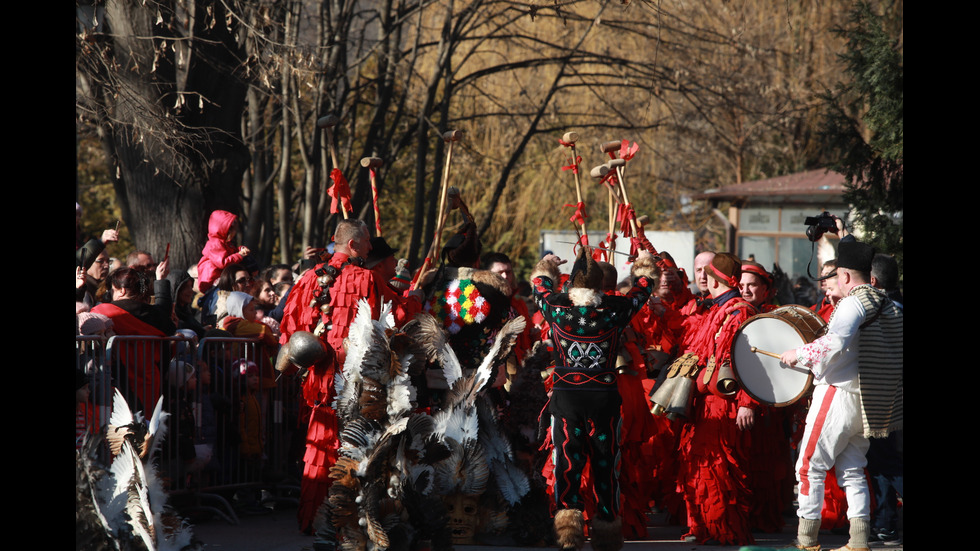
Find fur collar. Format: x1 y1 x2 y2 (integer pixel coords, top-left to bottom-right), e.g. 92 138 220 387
530 258 561 284
568 287 602 307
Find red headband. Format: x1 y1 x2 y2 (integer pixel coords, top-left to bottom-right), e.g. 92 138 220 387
708 262 739 287
741 263 772 285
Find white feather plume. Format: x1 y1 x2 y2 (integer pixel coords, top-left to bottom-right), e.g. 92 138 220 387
491 460 531 506
344 298 394 384
342 299 378 382
386 371 413 420
109 387 137 427
115 440 156 550
80 392 196 550
472 316 526 392
378 300 395 330
144 396 170 460
433 407 479 445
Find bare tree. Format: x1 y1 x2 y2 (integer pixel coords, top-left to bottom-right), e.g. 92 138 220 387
78 0 890 273
77 0 256 269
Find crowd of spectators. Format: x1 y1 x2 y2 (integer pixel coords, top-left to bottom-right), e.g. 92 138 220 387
75 203 297 491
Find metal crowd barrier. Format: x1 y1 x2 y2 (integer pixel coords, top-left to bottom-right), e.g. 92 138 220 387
75 333 304 524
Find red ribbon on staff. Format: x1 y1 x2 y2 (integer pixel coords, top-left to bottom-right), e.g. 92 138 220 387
619 139 639 161
605 232 617 252
570 233 590 256
369 168 382 235
564 201 588 226
593 241 608 262
617 203 636 237
631 234 658 256
328 169 352 214
628 238 639 261
599 169 618 191
558 138 574 147
594 232 617 262
561 155 582 175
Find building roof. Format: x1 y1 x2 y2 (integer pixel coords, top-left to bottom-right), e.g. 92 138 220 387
694 168 847 204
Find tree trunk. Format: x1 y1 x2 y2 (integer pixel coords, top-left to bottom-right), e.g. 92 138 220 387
88 0 250 272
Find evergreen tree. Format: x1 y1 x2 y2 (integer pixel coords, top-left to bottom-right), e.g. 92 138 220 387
822 2 903 275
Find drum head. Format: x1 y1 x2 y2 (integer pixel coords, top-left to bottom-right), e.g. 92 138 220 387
732 313 816 406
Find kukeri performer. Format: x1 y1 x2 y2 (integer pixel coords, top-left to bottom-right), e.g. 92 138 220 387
280 219 374 534
530 248 657 551
422 221 513 374
656 253 759 545
628 259 687 523
781 236 903 551
279 219 431 533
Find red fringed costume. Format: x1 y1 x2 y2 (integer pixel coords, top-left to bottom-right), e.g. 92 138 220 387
675 289 758 545
678 292 712 350
631 301 687 522
296 352 338 533
616 349 658 539
283 252 422 533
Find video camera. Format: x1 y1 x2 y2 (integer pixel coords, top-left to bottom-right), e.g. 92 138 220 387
804 211 838 242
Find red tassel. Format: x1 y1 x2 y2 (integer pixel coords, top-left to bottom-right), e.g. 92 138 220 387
564 201 588 225
328 169 353 214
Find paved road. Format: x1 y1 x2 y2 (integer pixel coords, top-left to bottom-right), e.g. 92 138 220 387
190 505 903 551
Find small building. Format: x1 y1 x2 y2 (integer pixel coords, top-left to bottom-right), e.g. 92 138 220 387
694 168 849 299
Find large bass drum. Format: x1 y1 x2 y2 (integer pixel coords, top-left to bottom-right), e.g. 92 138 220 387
731 305 827 407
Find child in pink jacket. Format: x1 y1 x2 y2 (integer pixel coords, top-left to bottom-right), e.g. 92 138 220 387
197 210 250 292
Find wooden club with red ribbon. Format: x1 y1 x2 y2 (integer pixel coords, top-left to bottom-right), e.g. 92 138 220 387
360 156 384 236
559 131 590 249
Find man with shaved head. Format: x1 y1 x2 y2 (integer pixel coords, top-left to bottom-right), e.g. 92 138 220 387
693 251 716 295
679 251 716 347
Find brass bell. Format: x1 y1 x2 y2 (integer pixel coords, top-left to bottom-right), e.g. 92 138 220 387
716 360 739 396
650 376 677 417
666 376 694 420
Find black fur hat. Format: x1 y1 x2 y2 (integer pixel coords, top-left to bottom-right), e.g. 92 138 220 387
837 239 875 273
568 247 603 290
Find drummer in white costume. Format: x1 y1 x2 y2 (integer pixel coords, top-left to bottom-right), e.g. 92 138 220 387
780 230 903 551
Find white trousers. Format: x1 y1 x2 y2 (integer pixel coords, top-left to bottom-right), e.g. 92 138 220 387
796 384 871 520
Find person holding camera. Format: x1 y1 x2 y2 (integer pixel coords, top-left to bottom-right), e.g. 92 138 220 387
780 234 903 551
